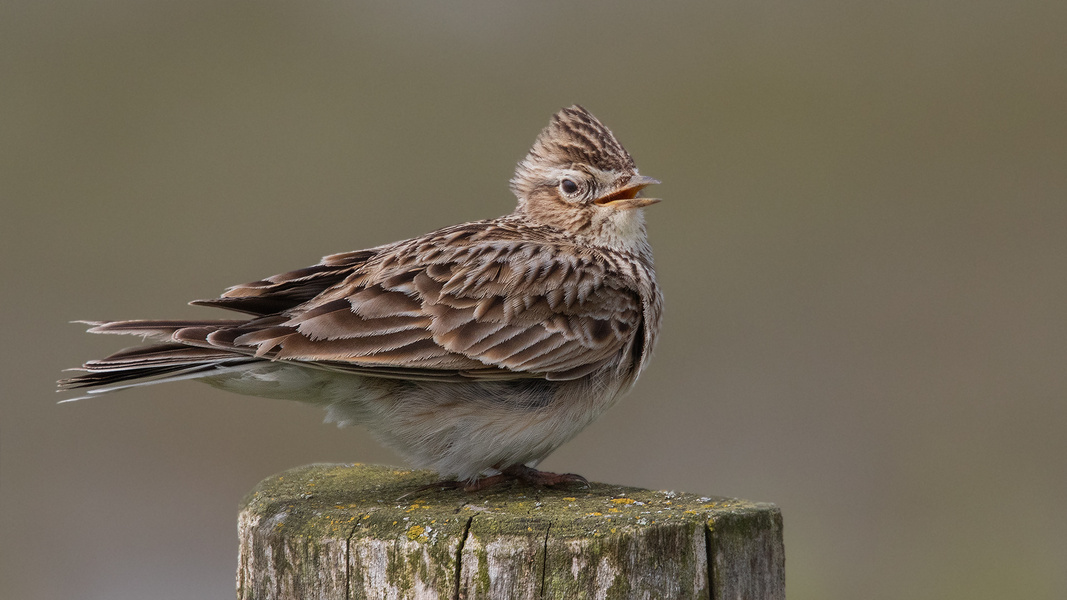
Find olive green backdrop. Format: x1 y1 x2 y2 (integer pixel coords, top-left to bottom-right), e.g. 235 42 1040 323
3 2 1065 599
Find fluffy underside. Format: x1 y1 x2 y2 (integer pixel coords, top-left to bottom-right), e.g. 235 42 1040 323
187 360 622 480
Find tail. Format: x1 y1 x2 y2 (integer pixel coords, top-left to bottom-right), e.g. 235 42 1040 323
58 320 257 401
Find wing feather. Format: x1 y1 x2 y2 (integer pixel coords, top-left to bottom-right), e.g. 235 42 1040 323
189 250 377 315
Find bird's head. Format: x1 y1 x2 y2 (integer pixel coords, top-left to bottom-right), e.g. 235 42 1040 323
510 105 660 250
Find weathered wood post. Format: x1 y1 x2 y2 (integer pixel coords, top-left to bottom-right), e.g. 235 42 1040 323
238 463 784 599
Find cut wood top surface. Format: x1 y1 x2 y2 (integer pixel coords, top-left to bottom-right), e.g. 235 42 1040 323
241 462 773 539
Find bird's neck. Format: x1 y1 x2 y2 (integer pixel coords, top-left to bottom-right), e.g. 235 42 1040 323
512 203 652 255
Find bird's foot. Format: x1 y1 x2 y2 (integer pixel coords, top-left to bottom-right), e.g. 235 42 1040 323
403 465 588 497
462 464 589 491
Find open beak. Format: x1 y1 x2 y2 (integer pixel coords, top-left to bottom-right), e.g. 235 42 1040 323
594 175 661 209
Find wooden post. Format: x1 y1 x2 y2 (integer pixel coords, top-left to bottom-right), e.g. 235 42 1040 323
238 463 784 599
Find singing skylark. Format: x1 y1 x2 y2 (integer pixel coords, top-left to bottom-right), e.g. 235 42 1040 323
60 105 663 489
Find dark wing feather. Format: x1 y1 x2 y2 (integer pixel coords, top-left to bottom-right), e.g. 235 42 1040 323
189 250 376 315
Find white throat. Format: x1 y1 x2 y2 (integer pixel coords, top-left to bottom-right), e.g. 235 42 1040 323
590 208 650 254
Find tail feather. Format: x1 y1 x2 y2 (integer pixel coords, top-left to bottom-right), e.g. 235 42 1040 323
60 340 254 388
59 246 381 399
59 320 259 397
60 363 218 390
58 361 253 401
81 319 247 341
80 343 241 370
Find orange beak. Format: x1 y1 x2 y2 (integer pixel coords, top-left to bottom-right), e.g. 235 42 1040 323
594 175 661 209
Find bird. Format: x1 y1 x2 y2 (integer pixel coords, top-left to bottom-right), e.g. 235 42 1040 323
59 105 663 490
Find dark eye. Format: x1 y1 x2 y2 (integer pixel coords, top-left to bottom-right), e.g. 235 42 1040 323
560 178 579 195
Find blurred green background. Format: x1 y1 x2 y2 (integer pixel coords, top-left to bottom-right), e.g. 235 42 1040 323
3 1 1065 599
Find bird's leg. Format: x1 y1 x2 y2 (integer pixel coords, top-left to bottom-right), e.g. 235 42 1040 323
397 472 515 498
497 464 589 488
459 472 514 492
456 464 589 491
401 465 589 498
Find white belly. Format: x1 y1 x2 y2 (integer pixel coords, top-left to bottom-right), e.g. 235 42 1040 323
205 362 627 481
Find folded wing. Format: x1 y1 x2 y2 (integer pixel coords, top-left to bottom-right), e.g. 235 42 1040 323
228 225 644 381
65 223 647 388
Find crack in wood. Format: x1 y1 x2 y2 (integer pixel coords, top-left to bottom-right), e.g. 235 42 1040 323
452 515 474 600
539 521 552 599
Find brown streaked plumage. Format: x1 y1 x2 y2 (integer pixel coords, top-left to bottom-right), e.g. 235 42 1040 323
59 105 663 488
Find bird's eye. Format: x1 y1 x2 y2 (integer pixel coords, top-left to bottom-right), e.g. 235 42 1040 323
560 178 580 195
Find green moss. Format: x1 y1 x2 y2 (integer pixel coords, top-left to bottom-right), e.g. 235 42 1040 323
475 544 491 594
604 570 632 600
